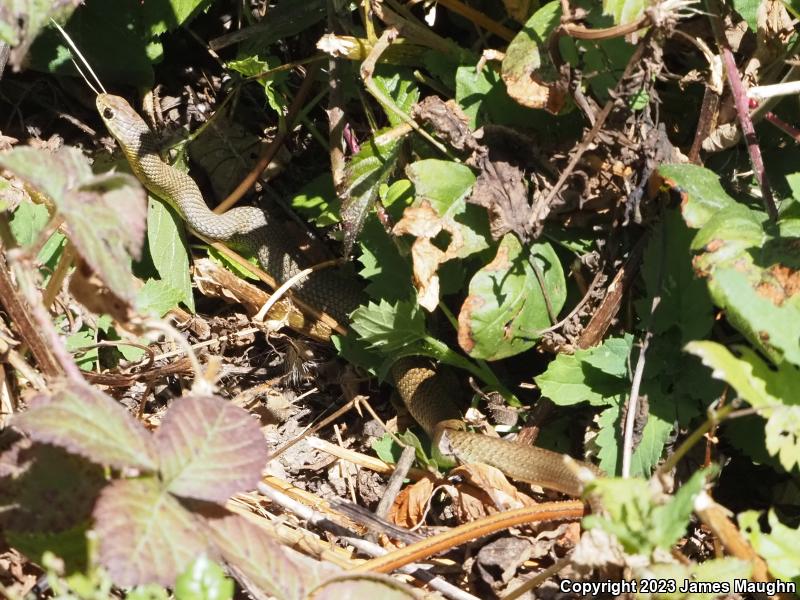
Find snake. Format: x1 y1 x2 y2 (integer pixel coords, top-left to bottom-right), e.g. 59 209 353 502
96 92 600 500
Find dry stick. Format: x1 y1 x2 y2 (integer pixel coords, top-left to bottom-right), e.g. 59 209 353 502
622 225 663 478
254 259 342 322
373 445 417 522
216 63 321 213
526 39 648 232
0 251 60 377
693 491 770 583
338 536 480 600
501 556 572 600
258 482 477 600
352 501 586 574
266 396 361 463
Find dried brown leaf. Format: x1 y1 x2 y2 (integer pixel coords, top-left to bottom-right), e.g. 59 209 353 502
393 200 464 311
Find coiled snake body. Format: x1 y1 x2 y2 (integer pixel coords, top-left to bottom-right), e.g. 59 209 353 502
97 93 599 499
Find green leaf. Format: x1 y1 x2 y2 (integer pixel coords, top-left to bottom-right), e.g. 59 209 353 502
66 327 98 371
603 0 647 26
638 210 713 342
174 555 234 600
0 0 77 68
586 471 707 555
9 199 50 247
373 67 420 127
535 336 630 406
501 1 565 113
291 174 341 227
207 246 258 281
14 381 158 471
458 235 565 360
358 215 414 302
711 268 800 366
372 433 403 464
406 159 487 259
350 299 426 353
690 203 766 277
148 196 195 312
136 279 184 317
658 164 737 229
93 478 210 587
155 395 268 503
339 126 407 254
649 469 707 549
732 0 760 30
685 341 796 410
740 510 800 586
765 406 800 471
628 405 675 478
30 0 213 86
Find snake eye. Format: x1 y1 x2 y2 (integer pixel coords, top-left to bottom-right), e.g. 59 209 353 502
103 107 114 120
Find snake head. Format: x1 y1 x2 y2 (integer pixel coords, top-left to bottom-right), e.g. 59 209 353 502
96 93 149 143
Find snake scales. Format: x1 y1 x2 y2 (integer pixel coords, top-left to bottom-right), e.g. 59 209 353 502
97 93 600 499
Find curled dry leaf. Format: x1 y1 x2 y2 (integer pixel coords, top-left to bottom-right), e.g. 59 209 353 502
389 473 436 529
393 200 465 311
501 2 566 113
450 464 536 521
468 158 534 241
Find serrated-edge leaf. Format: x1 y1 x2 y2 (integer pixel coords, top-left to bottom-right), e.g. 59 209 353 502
155 396 268 502
350 299 426 353
203 511 334 600
14 382 157 471
94 478 213 587
685 341 781 409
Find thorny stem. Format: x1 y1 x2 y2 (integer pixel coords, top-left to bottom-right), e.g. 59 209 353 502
705 0 778 220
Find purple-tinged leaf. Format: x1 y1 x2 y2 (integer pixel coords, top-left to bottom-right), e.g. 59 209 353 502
308 573 421 600
0 440 104 533
94 478 214 587
0 146 147 304
14 381 157 471
204 511 334 599
155 395 267 502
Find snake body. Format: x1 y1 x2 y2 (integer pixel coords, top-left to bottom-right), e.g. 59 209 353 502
97 93 599 499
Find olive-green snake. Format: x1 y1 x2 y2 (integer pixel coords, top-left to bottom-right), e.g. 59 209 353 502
97 93 600 499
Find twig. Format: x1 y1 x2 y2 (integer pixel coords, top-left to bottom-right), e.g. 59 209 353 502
360 28 453 157
254 259 342 322
141 318 210 395
527 38 649 231
340 536 480 600
704 0 778 220
216 64 321 212
501 555 572 600
258 482 475 600
352 501 586 574
0 250 60 377
621 224 664 478
374 445 416 521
